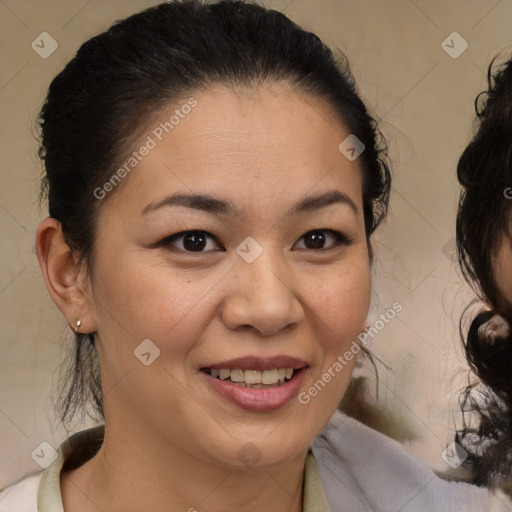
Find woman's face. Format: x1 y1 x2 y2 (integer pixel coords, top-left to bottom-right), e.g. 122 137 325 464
86 83 371 468
493 221 512 307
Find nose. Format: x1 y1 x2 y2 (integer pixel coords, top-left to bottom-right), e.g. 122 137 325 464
221 251 303 336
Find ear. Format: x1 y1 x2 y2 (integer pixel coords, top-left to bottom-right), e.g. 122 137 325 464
35 217 97 334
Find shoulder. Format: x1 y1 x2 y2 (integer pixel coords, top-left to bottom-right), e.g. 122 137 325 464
311 410 512 512
0 424 104 512
0 472 42 512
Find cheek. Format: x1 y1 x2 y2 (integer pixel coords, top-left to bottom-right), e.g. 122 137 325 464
91 251 221 361
294 257 370 421
494 240 512 306
309 258 371 348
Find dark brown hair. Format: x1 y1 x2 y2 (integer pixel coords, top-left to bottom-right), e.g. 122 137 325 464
456 53 512 491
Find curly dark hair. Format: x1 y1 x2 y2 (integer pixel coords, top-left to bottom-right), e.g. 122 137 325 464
37 0 391 426
456 53 512 492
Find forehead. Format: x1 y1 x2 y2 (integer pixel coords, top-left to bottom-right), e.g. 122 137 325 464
103 83 364 217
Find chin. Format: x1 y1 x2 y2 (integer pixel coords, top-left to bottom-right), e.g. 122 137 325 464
203 432 309 470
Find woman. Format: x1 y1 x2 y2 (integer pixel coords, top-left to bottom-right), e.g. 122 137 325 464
456 53 512 498
0 1 506 510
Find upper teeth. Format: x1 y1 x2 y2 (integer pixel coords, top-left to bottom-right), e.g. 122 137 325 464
210 368 294 384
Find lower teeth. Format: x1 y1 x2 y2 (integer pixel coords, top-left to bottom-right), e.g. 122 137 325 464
230 381 285 388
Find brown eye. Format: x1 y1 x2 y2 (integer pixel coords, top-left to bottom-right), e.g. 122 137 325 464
294 230 351 251
161 230 223 253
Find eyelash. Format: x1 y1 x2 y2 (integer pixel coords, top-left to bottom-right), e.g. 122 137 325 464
156 229 353 254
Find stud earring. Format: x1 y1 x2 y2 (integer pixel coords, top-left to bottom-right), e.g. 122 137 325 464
74 319 82 334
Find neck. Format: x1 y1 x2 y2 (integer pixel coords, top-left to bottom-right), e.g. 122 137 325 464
61 419 307 512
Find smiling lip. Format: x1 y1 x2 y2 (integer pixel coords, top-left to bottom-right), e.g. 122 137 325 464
200 355 309 412
201 367 307 412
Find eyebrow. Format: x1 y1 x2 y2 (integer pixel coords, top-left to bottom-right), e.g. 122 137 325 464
141 189 358 217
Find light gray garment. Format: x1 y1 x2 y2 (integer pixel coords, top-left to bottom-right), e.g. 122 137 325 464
311 410 511 512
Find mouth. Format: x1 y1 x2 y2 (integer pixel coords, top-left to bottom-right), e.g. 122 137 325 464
199 357 309 412
200 367 298 389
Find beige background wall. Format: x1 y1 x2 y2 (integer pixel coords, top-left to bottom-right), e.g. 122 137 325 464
1 0 510 487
